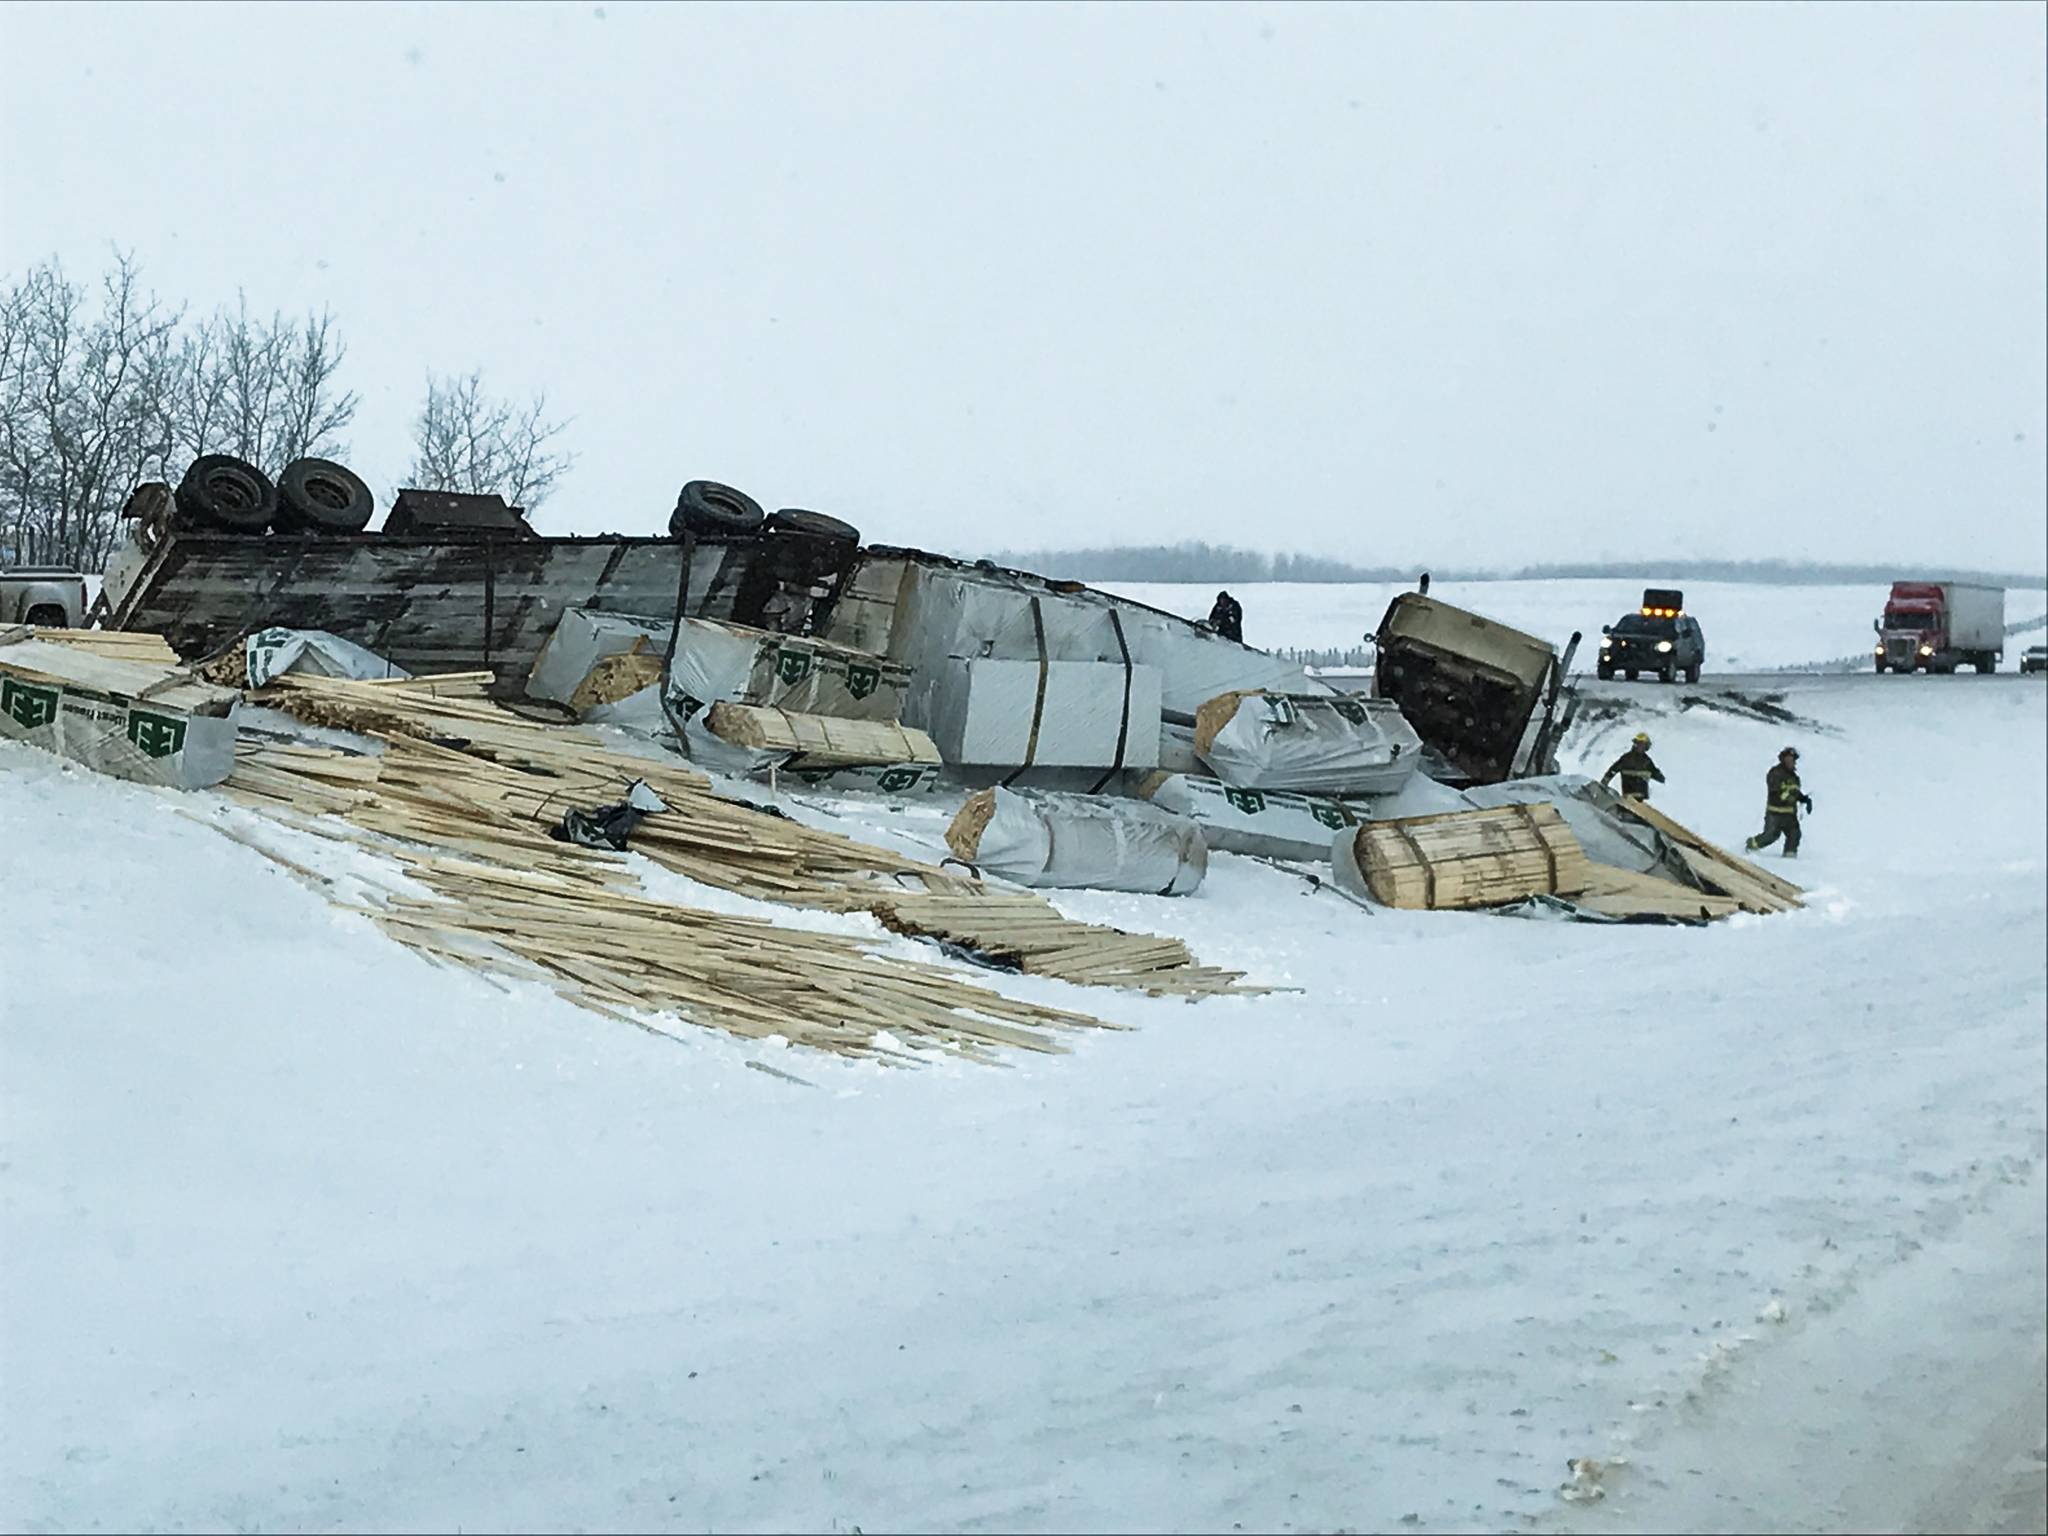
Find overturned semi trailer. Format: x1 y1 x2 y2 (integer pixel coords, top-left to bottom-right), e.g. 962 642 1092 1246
103 523 857 689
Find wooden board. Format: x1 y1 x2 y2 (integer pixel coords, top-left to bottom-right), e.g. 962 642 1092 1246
1615 795 1803 912
706 701 940 766
1572 865 1744 923
0 625 180 666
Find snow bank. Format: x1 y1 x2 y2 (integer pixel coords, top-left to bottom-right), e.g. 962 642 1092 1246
2 664 2043 1533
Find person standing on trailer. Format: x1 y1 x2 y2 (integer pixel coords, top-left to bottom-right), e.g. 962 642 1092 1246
1208 590 1244 643
1745 747 1812 858
1600 731 1666 801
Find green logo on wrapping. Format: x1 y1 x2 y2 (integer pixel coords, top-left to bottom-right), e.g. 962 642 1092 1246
775 649 813 686
1223 787 1266 816
1311 803 1347 830
845 663 880 701
126 708 187 759
876 766 921 793
1331 699 1368 725
1 677 59 730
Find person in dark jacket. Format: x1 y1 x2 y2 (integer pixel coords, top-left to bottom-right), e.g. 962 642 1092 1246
1208 590 1244 643
1601 731 1666 801
1745 746 1812 857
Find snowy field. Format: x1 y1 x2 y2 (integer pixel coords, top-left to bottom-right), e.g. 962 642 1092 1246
3 610 2045 1532
1099 579 2048 673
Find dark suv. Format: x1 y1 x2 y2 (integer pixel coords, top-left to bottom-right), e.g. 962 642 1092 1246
1598 590 1704 683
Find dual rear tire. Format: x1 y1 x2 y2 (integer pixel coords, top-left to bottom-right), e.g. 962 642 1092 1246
174 454 373 534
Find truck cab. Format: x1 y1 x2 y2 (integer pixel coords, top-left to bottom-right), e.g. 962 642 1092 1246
1371 588 1572 786
1874 581 2003 674
1597 588 1704 684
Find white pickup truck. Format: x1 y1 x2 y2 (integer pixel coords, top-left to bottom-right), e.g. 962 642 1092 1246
1 566 88 628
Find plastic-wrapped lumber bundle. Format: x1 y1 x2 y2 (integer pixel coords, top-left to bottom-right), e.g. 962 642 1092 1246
1140 772 1356 862
1194 690 1422 795
946 786 1207 895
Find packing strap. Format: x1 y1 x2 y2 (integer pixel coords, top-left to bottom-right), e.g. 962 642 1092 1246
1086 608 1134 795
1001 596 1052 787
1510 802 1562 890
1390 820 1437 908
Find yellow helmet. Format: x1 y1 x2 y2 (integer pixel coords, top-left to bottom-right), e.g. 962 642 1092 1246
1633 731 1651 747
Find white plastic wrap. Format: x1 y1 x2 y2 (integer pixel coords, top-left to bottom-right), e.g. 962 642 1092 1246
1195 692 1422 796
884 565 1328 725
526 610 670 705
924 658 1162 769
948 786 1207 895
1463 775 1692 883
529 609 908 722
665 617 908 723
245 627 408 689
1144 773 1357 862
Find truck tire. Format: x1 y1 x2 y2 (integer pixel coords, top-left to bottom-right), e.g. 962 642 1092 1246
1975 654 1996 674
1596 663 1613 681
23 603 68 629
1625 668 1638 681
766 508 861 547
1659 663 1676 684
274 457 374 534
1684 663 1701 684
176 454 276 534
670 480 764 538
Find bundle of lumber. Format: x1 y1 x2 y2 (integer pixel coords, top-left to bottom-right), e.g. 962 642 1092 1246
1350 803 1592 911
705 700 940 767
215 672 1252 1058
0 625 179 667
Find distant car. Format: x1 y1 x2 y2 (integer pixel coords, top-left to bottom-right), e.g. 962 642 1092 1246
2022 644 2047 675
1598 598 1705 685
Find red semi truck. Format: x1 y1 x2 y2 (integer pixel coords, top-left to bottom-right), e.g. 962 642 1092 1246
1873 581 2004 674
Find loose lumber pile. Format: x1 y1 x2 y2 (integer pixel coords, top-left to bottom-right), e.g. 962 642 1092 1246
0 625 179 667
861 888 1246 996
1616 795 1804 915
705 700 940 767
1568 865 1744 923
1351 803 1593 911
211 671 1252 1060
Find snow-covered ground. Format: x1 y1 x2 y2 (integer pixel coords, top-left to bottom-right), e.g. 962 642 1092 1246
1099 579 2048 673
2 629 2044 1531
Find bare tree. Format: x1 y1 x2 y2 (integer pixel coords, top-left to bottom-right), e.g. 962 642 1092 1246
408 369 574 513
0 254 181 571
165 295 358 473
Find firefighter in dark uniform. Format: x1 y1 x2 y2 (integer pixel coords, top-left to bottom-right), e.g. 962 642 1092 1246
1600 731 1666 801
1208 590 1244 643
1746 747 1812 857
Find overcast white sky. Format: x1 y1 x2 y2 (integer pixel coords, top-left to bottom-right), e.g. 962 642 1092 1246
3 1 2043 570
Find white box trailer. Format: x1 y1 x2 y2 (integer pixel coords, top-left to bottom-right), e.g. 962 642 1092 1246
1874 581 2005 673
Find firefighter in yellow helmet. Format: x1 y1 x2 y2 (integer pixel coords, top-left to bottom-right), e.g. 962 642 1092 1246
1600 730 1666 801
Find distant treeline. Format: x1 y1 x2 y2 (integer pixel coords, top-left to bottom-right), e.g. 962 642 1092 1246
981 542 2048 589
